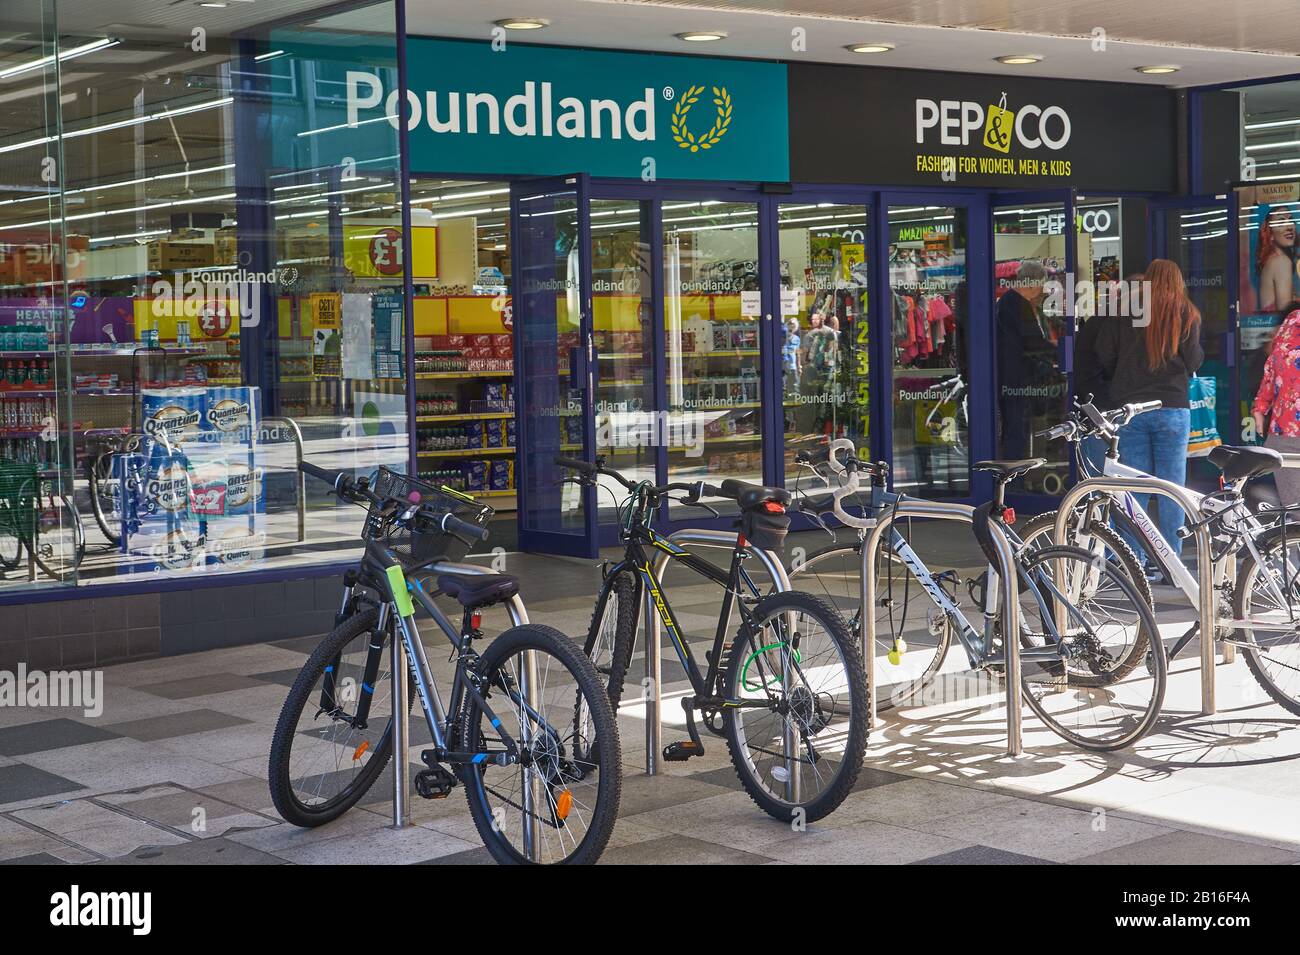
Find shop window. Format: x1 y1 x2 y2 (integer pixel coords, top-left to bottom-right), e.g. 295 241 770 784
0 1 410 592
662 200 762 515
777 202 870 481
887 205 968 497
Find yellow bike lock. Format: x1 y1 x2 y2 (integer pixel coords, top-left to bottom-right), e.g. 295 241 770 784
385 565 416 618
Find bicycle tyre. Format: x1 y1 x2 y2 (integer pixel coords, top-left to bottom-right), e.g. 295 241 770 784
723 591 868 823
1018 510 1154 683
87 451 123 546
575 569 636 765
31 494 85 581
460 623 622 865
1234 524 1300 716
269 608 413 827
1017 544 1166 751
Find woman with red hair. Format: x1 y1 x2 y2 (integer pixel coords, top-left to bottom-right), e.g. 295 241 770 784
1096 259 1204 572
1257 206 1297 312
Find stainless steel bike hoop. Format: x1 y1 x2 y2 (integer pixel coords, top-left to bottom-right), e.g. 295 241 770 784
1054 477 1216 714
833 469 1026 754
388 561 530 852
645 531 792 781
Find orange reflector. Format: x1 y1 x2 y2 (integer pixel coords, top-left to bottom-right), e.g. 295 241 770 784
1003 507 1016 526
353 740 370 761
762 500 785 513
555 788 573 820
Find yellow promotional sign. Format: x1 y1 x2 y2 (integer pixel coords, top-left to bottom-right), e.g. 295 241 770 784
983 93 1014 154
841 243 865 282
307 292 343 378
342 225 438 279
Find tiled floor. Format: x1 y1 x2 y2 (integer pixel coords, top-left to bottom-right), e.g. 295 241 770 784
2 536 1300 865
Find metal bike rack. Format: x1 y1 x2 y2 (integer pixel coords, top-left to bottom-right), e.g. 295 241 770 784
1053 477 1217 714
389 560 529 835
262 416 306 543
860 501 1026 755
644 529 792 777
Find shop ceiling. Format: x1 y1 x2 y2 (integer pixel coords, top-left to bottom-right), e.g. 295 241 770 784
398 0 1300 87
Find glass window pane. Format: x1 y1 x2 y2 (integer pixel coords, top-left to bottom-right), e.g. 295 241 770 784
888 205 968 496
663 200 762 514
778 203 869 476
993 201 1070 494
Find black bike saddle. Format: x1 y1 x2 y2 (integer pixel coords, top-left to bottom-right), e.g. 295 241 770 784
1208 445 1282 484
718 478 793 510
436 573 520 609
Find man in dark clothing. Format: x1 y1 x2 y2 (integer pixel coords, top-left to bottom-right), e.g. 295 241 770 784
996 261 1056 459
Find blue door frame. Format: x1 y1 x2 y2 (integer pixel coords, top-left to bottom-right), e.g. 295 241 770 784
512 173 600 557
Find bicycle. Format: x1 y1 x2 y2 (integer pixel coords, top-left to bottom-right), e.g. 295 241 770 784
1022 398 1300 717
557 454 869 823
268 462 621 864
0 461 84 581
86 430 146 546
790 440 1166 751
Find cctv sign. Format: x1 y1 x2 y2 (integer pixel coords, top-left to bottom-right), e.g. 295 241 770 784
916 96 1071 152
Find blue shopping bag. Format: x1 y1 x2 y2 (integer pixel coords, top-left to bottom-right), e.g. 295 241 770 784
1188 376 1222 457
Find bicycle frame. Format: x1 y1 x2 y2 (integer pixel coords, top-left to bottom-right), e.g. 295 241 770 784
602 526 775 707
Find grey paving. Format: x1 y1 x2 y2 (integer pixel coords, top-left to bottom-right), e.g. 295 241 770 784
912 845 1057 864
135 673 271 700
105 709 253 742
0 764 86 802
0 718 120 756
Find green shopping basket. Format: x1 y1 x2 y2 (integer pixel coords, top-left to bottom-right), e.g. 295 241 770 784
0 460 38 540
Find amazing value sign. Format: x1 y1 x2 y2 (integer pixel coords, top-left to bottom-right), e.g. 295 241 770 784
789 64 1177 191
340 38 789 182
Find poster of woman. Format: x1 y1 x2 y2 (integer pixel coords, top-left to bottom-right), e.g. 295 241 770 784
1240 181 1300 315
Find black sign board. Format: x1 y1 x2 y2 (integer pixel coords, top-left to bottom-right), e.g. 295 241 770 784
788 63 1178 192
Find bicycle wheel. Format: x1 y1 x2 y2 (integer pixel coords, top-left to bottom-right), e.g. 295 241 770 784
269 608 412 827
31 494 85 580
1016 544 1166 751
790 541 951 712
723 591 868 823
87 451 123 545
0 501 20 571
460 623 621 865
574 569 636 766
1234 524 1300 716
1018 510 1153 682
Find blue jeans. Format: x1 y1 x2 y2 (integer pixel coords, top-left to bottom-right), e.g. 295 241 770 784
1116 407 1191 562
1080 435 1109 478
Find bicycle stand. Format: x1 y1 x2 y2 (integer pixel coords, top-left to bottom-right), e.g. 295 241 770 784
643 529 792 779
1054 477 1217 714
860 501 1026 756
387 560 530 843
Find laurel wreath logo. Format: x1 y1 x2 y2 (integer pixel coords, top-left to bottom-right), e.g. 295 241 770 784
670 85 733 152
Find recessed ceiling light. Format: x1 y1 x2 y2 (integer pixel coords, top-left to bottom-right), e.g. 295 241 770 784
676 31 727 42
1136 64 1180 75
996 54 1042 65
494 18 548 30
846 42 894 54
198 2 228 7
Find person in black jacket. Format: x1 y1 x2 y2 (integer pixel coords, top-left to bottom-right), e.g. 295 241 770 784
1095 259 1204 565
996 261 1056 459
1074 273 1143 474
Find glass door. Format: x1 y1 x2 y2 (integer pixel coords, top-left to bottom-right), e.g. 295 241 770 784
1152 196 1232 488
883 199 975 498
991 189 1076 499
513 175 597 557
661 199 764 517
776 200 871 481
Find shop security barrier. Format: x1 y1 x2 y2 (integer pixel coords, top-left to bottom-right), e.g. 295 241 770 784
262 416 306 543
1052 477 1217 714
389 561 530 831
859 501 1026 755
643 529 792 777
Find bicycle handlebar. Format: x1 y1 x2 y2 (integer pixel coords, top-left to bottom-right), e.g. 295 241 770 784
300 461 489 542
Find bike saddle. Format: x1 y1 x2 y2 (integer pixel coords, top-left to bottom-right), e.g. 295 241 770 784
719 479 793 511
1208 445 1283 484
973 458 1046 482
435 573 520 609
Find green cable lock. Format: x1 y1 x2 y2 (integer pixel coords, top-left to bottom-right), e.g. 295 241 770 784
385 565 416 617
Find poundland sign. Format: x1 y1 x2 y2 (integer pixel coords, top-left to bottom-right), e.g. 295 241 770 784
343 38 789 182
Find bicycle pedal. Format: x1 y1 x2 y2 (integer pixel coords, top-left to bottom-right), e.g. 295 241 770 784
662 740 704 762
414 766 457 799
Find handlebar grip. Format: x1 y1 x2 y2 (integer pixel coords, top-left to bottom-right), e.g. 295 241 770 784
300 461 346 491
554 455 595 476
442 513 490 542
1129 400 1163 415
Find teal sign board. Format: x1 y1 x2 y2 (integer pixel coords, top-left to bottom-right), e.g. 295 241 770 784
334 38 790 182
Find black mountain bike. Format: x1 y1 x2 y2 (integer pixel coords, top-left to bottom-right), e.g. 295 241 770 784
269 462 621 864
558 456 868 824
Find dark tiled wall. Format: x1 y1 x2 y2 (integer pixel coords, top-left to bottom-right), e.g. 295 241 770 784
0 574 343 669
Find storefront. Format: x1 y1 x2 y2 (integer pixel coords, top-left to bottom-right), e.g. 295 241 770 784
0 0 1253 633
